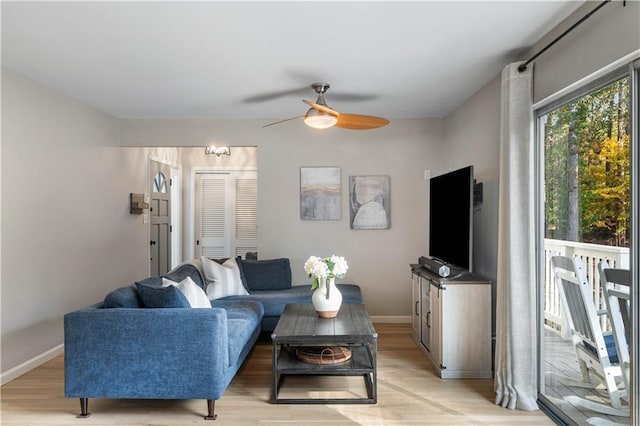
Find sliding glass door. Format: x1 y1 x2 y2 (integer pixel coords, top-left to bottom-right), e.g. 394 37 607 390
537 65 636 425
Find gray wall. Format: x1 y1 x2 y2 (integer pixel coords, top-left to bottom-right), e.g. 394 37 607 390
121 118 443 317
1 68 149 373
532 0 640 103
442 76 501 282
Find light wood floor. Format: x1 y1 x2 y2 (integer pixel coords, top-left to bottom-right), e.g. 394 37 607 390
1 324 553 425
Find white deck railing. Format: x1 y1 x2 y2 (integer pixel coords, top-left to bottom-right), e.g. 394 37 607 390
543 238 629 338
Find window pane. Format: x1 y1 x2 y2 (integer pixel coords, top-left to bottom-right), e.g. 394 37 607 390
153 171 167 193
540 76 631 424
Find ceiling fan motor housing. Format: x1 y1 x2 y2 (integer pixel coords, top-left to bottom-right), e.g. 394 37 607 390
311 82 330 94
311 83 331 106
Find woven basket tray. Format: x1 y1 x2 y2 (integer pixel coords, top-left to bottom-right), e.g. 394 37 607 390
295 346 352 365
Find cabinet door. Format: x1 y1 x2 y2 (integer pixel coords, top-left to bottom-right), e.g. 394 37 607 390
420 278 431 350
411 273 421 341
440 284 492 375
430 283 443 368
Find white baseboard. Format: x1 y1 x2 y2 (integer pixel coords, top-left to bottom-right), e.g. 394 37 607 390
370 315 411 324
1 344 64 385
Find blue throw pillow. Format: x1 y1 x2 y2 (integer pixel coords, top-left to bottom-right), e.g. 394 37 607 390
103 284 142 308
135 281 190 308
238 258 292 292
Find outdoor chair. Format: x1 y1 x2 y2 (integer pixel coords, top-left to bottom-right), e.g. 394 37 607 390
585 262 632 426
599 261 631 392
550 255 628 418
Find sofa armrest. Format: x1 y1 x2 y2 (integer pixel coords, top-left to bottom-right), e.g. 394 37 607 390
64 307 229 400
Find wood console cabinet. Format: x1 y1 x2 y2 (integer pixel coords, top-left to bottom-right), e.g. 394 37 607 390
410 264 492 379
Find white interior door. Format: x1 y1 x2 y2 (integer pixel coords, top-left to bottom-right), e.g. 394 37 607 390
195 173 228 258
234 173 258 257
194 171 257 259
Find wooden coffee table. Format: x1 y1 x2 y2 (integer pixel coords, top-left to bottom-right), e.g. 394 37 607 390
271 303 378 404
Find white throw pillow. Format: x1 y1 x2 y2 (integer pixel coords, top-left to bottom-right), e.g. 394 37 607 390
162 276 212 308
200 256 249 300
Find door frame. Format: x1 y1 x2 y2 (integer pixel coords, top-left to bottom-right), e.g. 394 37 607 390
630 58 639 423
533 56 640 423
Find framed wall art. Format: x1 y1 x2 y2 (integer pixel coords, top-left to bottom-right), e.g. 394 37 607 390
349 175 390 229
300 167 341 220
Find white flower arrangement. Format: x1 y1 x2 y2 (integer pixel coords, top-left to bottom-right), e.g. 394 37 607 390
304 255 349 290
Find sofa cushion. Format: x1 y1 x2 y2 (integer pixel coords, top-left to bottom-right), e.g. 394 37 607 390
238 258 292 291
210 299 264 323
103 284 141 308
162 277 211 308
136 281 191 308
227 318 258 367
201 256 249 300
222 284 363 318
210 299 264 366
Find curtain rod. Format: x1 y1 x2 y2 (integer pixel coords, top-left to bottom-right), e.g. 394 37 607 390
518 0 614 73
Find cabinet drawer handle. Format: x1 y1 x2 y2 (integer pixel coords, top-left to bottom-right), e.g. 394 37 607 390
427 311 431 328
415 301 419 316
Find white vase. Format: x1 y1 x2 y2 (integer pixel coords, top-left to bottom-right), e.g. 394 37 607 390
312 277 343 318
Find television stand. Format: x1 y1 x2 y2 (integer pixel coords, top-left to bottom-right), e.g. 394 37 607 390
410 264 492 379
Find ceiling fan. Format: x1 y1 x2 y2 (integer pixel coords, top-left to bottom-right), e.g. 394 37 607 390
263 83 389 130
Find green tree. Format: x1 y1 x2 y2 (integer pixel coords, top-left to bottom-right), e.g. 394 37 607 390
582 136 630 245
543 76 630 247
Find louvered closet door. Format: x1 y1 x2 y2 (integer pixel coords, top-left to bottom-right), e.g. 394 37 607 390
195 174 229 258
194 171 257 259
233 173 258 258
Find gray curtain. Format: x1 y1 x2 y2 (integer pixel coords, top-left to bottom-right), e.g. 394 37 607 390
494 62 538 410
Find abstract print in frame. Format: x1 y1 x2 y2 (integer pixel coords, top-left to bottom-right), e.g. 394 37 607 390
349 175 390 229
300 167 341 220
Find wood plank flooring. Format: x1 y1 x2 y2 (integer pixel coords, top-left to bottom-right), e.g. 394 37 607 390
1 324 553 425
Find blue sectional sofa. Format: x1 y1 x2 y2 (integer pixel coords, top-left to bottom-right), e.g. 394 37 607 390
64 259 363 420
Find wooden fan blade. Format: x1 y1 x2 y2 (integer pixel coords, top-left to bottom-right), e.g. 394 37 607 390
336 114 390 130
302 99 340 116
262 114 305 128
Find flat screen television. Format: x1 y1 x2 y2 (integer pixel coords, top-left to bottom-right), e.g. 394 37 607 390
429 165 473 272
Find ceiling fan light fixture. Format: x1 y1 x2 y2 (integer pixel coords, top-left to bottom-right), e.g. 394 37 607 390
303 108 337 129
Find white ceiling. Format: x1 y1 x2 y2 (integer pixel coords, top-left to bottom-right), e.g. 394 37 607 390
1 1 583 121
